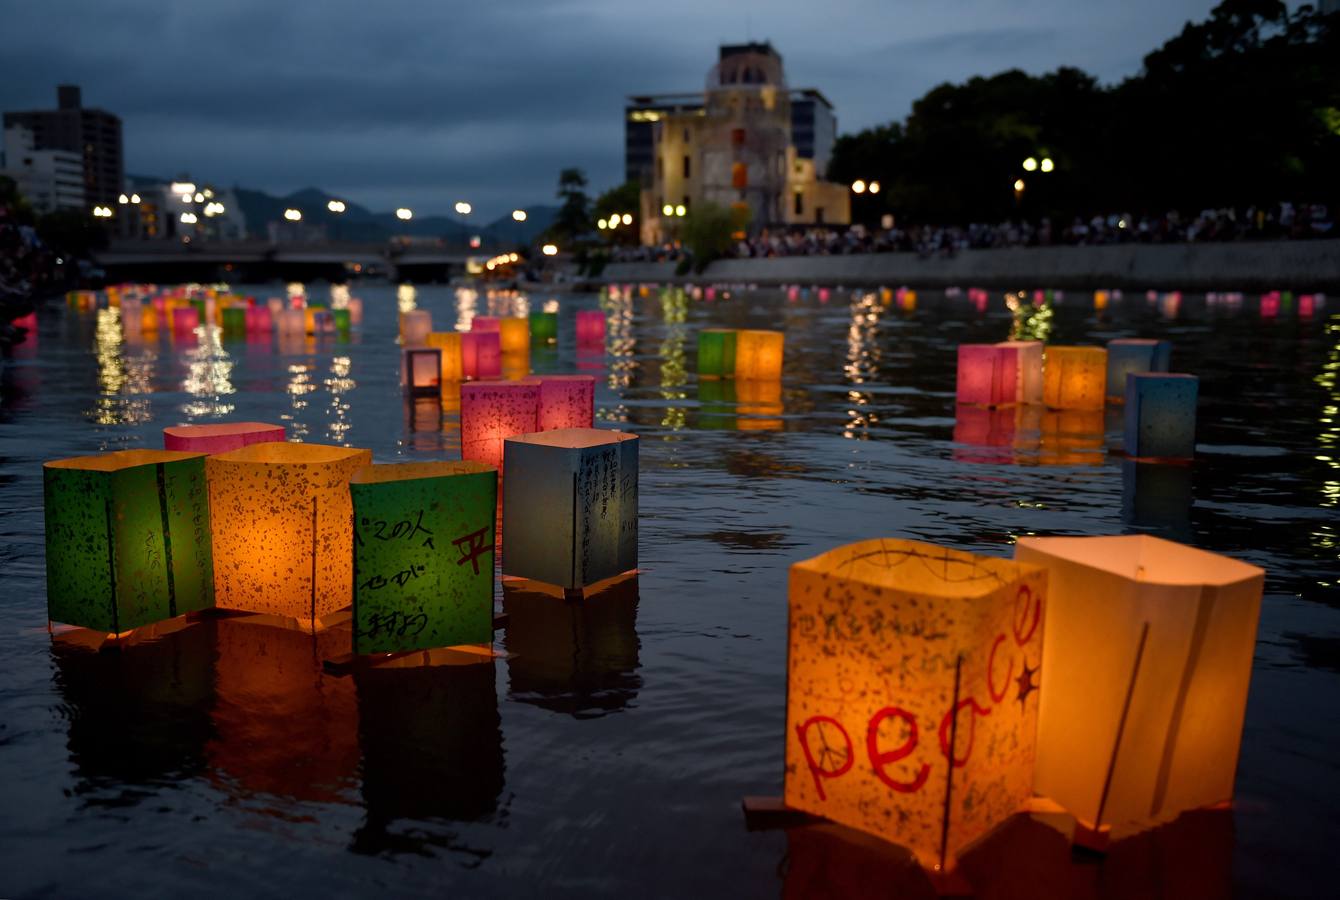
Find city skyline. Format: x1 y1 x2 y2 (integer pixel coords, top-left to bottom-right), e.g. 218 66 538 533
3 0 1231 220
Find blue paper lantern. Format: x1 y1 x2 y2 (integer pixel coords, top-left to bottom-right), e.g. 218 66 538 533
1125 373 1197 459
1106 339 1171 400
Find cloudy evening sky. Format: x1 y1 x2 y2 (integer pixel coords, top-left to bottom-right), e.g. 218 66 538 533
2 0 1229 219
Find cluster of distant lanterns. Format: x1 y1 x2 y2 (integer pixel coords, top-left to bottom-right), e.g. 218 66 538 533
598 212 633 230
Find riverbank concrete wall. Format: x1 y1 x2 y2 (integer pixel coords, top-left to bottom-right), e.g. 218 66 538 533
575 239 1340 291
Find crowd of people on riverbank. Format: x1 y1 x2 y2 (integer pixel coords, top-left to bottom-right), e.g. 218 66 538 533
612 202 1333 264
0 197 61 344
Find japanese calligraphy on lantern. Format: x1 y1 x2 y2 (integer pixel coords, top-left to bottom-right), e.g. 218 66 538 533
784 539 1046 876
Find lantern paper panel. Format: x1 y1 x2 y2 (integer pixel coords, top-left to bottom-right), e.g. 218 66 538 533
351 461 498 655
221 306 247 335
575 310 606 346
502 428 638 590
998 341 1043 404
460 380 540 470
472 316 500 332
1106 339 1172 400
44 450 215 632
330 307 351 334
784 539 1047 874
1043 346 1107 410
277 308 305 336
163 421 286 454
401 309 432 346
403 347 442 397
426 331 465 382
956 344 1019 407
172 306 199 334
698 329 738 378
1014 535 1264 838
462 331 502 379
207 442 372 622
735 329 784 380
537 375 595 431
1125 373 1198 460
499 317 529 354
529 311 558 344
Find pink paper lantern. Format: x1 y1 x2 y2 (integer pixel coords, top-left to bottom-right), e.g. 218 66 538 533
346 297 363 325
956 344 1019 407
462 330 502 379
537 375 595 431
172 306 199 334
163 422 286 453
575 310 605 346
461 380 540 469
472 316 501 332
245 306 272 334
277 308 305 336
266 297 284 316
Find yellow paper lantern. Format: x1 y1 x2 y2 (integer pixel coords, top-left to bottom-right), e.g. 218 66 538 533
499 316 530 354
735 329 784 380
1042 346 1106 410
785 540 1047 878
426 331 465 382
206 442 372 623
1014 535 1264 844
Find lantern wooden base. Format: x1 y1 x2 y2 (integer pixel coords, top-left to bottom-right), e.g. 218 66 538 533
321 612 511 675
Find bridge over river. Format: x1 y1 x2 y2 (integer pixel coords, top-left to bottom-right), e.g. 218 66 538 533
94 240 478 281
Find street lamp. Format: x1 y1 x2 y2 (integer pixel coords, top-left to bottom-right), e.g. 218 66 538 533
118 193 129 204
868 181 880 194
327 199 346 213
620 213 632 225
396 207 413 221
674 204 686 217
181 212 198 224
455 201 472 215
1023 157 1038 172
852 179 866 194
284 208 302 221
512 209 527 222
542 244 558 256
1040 157 1055 173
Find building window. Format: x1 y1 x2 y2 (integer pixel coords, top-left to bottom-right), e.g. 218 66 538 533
816 207 825 225
794 192 804 215
683 156 691 179
683 127 690 143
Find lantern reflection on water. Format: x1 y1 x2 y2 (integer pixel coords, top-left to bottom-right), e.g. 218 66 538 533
784 539 1046 879
207 442 372 623
350 461 497 655
1014 535 1263 845
163 421 285 453
502 428 638 592
44 449 215 631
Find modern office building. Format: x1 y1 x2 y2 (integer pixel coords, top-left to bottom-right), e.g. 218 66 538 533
4 85 123 210
0 124 86 213
626 42 848 242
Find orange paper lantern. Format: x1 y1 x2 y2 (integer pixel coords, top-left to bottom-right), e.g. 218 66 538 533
1042 346 1106 410
499 317 530 354
735 329 784 380
426 331 465 382
785 539 1047 876
400 309 432 346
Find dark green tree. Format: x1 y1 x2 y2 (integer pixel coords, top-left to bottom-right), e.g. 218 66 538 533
593 180 642 245
546 168 590 245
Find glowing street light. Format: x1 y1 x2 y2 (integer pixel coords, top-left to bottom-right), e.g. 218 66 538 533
1014 178 1026 194
1023 157 1039 172
180 212 198 224
674 204 686 217
542 244 558 256
118 193 129 204
598 218 609 230
455 201 472 215
851 179 867 193
621 213 632 225
193 192 204 203
868 181 881 194
130 193 140 204
327 199 346 213
396 207 413 221
512 209 527 222
284 208 302 221
1040 157 1055 173
170 182 196 196
662 203 674 216
92 205 113 218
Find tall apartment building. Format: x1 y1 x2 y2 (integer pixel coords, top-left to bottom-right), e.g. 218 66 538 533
4 85 123 210
1 124 85 213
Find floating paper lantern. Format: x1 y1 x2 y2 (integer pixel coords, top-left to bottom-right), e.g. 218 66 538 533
502 348 531 382
426 332 464 382
501 428 638 591
350 461 497 655
221 306 247 335
529 311 558 344
784 539 1046 879
330 307 351 335
472 316 500 332
245 305 272 334
1125 373 1197 460
266 296 284 317
277 308 305 336
1042 346 1106 410
461 330 502 379
537 375 595 431
44 450 215 632
172 306 199 335
164 421 285 453
1094 290 1109 310
460 380 540 469
207 442 372 622
698 329 738 378
1106 339 1171 400
403 347 442 398
956 344 1019 407
575 310 605 346
735 329 784 380
1015 535 1264 843
401 309 432 346
307 308 334 335
499 317 529 354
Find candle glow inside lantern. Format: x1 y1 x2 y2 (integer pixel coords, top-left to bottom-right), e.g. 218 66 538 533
461 331 502 379
245 305 272 335
403 347 443 398
460 380 540 469
495 317 527 354
501 428 638 591
172 306 199 335
472 316 500 332
401 309 432 346
221 306 247 334
426 332 465 382
529 311 558 344
1106 339 1171 400
784 539 1046 878
207 442 372 623
575 310 606 346
1014 535 1264 843
164 422 285 453
44 450 215 632
698 329 738 378
351 461 498 655
735 329 784 380
1124 373 1198 460
1042 346 1107 410
956 343 1034 407
998 341 1043 404
537 375 595 431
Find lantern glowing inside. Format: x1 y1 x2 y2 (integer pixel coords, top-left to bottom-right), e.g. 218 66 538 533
499 317 529 354
221 306 246 334
403 347 443 398
784 539 1047 876
401 309 432 346
308 309 334 335
1125 373 1198 460
351 461 497 655
537 375 596 431
502 428 638 591
207 442 372 622
172 306 199 335
735 329 784 380
575 310 606 346
1106 339 1171 400
698 328 738 378
426 332 465 382
472 316 500 332
245 305 272 335
1042 346 1107 410
330 307 351 334
1014 535 1264 840
461 330 502 379
44 450 214 631
163 421 285 453
998 341 1043 404
460 380 540 470
956 343 1036 408
529 311 558 344
277 308 305 336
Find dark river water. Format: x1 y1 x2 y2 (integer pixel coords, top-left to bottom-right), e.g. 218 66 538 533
0 282 1336 899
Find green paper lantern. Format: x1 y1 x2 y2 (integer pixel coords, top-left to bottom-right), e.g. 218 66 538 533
221 307 247 334
351 461 498 655
528 311 558 344
331 307 351 334
44 449 214 632
698 328 737 378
